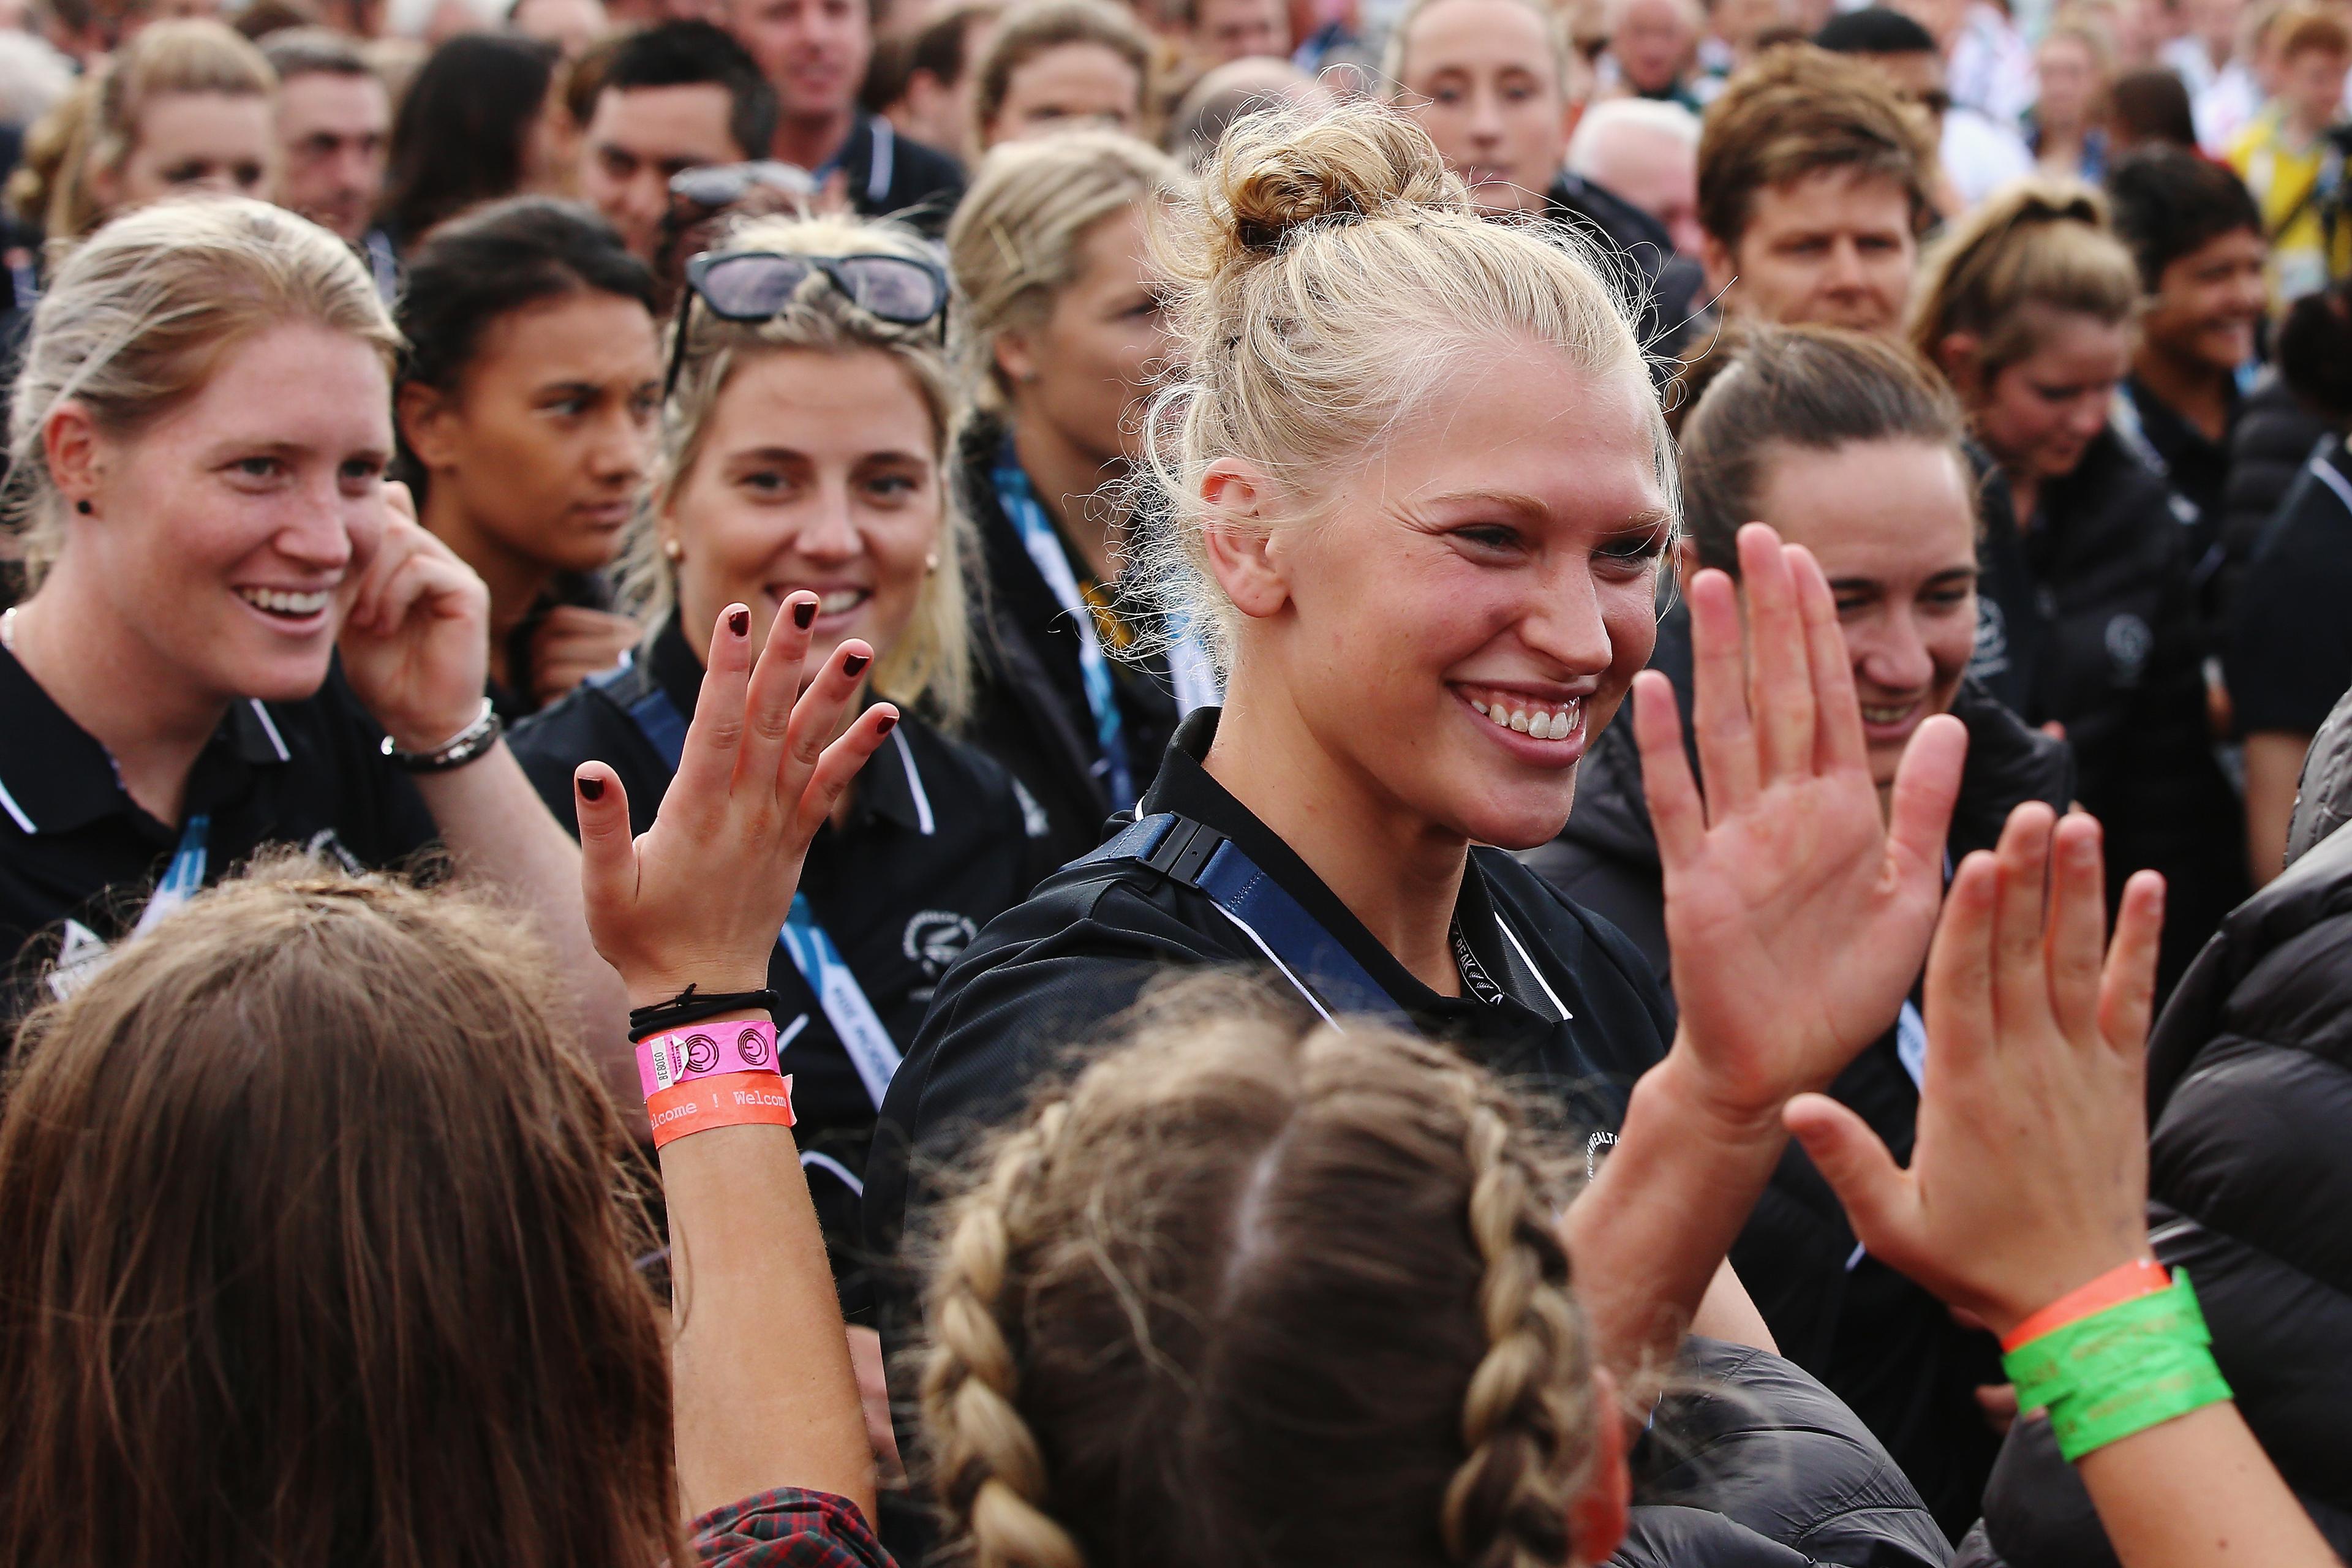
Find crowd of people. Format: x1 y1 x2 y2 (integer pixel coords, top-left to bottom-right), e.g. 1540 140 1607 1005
0 0 2350 1558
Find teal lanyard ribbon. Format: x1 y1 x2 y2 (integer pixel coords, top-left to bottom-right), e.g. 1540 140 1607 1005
992 447 1136 810
132 813 210 937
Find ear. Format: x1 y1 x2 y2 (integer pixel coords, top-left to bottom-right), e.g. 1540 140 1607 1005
992 329 1038 394
1569 1363 1632 1565
1934 330 1982 394
1197 459 1291 621
395 380 463 473
1672 533 1700 587
43 398 103 510
1699 230 1738 309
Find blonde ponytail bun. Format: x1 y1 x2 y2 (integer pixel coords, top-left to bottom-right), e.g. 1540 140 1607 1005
1202 107 1467 268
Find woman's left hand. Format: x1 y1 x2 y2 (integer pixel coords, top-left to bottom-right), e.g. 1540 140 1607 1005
1635 522 1969 1124
338 481 494 750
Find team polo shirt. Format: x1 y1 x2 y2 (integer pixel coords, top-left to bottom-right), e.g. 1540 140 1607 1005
0 644 437 1017
862 707 1678 1273
508 613 1048 1283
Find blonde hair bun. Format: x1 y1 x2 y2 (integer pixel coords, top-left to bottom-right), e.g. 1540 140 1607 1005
1197 104 1468 274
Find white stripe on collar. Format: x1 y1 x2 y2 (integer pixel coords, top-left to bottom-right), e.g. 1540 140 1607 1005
2310 448 2352 520
247 699 290 762
0 772 34 833
892 723 933 835
1496 914 1572 1020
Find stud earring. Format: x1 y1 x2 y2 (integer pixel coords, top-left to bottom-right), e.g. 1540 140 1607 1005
924 550 940 573
75 500 91 515
662 537 684 562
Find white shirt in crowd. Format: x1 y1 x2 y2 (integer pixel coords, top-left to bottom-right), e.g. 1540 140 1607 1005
1947 0 2038 124
1943 104 2035 205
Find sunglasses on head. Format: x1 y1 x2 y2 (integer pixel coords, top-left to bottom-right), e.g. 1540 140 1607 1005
665 249 952 398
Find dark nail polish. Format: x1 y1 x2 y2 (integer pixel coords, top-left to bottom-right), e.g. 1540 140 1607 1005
874 712 896 736
577 775 605 801
793 598 817 630
843 652 870 677
728 608 750 637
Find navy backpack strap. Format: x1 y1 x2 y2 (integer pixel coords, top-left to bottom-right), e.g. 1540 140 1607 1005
1080 813 1409 1029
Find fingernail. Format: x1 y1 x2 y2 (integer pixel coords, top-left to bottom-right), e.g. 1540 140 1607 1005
729 608 750 637
577 775 605 801
843 652 870 677
875 712 896 736
793 598 817 630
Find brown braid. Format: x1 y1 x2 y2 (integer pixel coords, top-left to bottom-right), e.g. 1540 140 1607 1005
921 1101 1090 1568
1436 1071 1600 1568
910 978 1609 1568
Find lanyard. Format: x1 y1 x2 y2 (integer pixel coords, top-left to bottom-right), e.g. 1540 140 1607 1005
605 672 903 1109
992 448 1136 809
132 813 210 937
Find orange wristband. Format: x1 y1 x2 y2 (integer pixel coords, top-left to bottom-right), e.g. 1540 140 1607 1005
646 1071 796 1150
2000 1259 2171 1352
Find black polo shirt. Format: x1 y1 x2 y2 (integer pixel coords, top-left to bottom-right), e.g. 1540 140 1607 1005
864 707 1677 1273
0 644 438 1017
507 612 1047 1282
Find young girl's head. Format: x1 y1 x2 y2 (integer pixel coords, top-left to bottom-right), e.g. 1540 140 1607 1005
1908 179 2139 488
1133 99 1672 853
53 18 277 239
394 195 661 578
1680 324 1977 790
921 978 1627 1567
7 197 400 708
0 861 677 1567
631 211 976 723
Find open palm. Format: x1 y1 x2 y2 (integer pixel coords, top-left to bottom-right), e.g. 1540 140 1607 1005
1634 525 1967 1117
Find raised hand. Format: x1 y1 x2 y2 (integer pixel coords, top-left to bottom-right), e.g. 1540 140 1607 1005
338 480 495 750
574 595 897 1008
1785 805 2165 1338
1634 523 1969 1120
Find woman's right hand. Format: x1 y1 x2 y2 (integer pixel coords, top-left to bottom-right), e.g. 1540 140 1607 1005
573 596 897 1009
1784 804 2166 1338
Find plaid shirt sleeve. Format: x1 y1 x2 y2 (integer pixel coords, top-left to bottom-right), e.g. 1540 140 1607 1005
690 1488 896 1568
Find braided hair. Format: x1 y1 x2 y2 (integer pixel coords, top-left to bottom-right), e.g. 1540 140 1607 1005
917 977 1608 1568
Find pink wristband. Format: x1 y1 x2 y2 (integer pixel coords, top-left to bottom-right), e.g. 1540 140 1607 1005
638 1019 783 1098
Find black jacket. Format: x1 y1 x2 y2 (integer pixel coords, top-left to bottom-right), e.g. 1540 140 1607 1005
1526 606 2074 1537
2016 426 2246 992
832 113 964 236
957 415 1186 867
2214 367 2329 623
1546 171 1705 371
1954 679 2352 1568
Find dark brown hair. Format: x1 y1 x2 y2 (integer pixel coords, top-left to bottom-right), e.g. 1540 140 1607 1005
1696 43 1936 252
919 977 1604 1568
0 859 682 1568
1678 323 1969 574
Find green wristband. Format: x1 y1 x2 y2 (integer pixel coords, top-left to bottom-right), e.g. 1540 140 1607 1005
2002 1271 2234 1463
